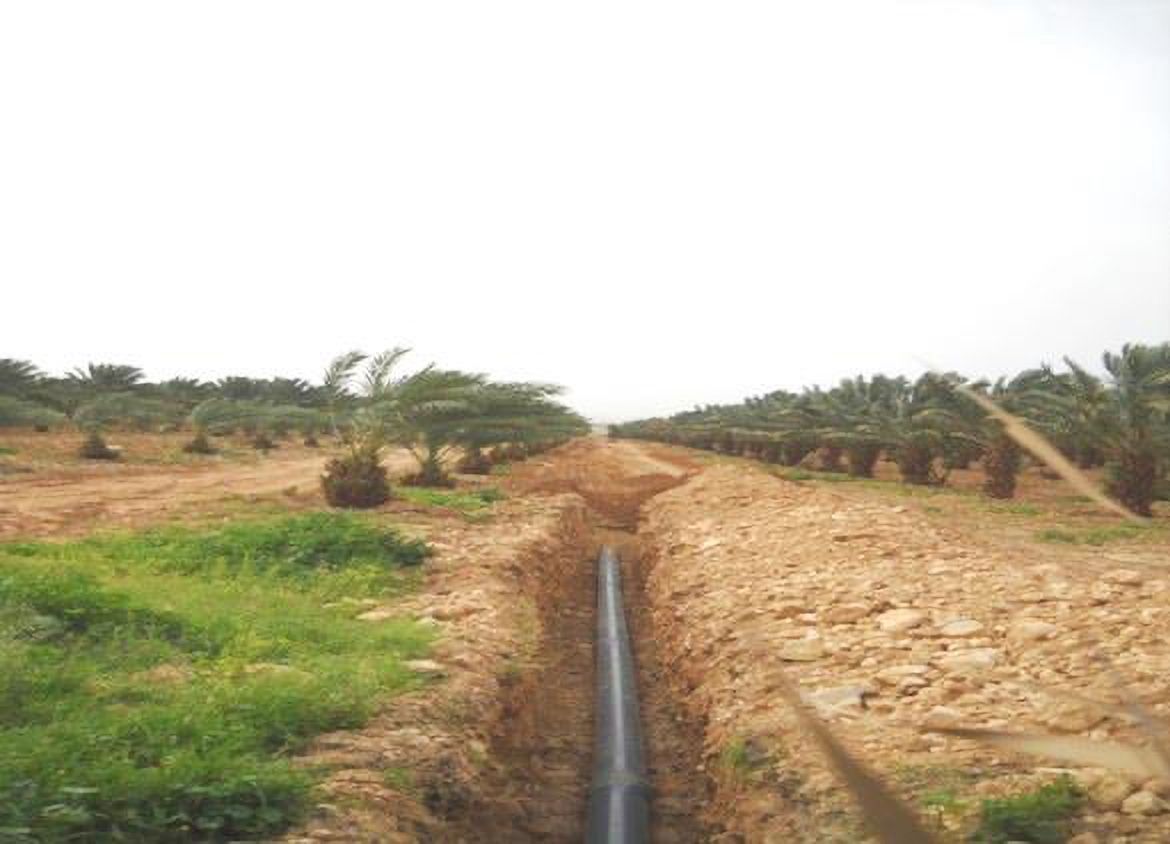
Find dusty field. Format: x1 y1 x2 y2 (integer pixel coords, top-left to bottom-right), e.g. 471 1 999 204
0 437 420 538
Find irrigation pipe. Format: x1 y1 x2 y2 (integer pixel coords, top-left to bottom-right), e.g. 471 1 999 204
585 545 650 843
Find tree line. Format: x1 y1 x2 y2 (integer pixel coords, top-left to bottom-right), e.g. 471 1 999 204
609 342 1170 517
0 351 590 505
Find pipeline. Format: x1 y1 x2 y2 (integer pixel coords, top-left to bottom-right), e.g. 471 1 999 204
585 545 650 843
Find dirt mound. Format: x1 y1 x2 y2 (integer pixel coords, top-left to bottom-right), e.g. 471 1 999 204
505 439 694 526
642 463 1170 842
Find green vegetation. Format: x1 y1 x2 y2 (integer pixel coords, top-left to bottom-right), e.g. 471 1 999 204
0 514 431 841
971 777 1082 844
718 736 774 778
398 486 504 513
985 501 1042 516
1035 523 1147 546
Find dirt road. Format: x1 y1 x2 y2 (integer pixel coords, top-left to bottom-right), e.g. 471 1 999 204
0 448 419 538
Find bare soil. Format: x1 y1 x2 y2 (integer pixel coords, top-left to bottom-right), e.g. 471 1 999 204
0 442 420 538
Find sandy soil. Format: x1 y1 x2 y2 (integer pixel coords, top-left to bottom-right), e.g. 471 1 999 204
0 447 420 537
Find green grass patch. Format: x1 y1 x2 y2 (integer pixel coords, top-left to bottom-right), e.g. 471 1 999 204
0 446 17 456
985 501 1042 516
718 736 774 778
1036 528 1079 544
397 486 504 514
0 514 432 841
972 776 1082 843
1035 523 1147 546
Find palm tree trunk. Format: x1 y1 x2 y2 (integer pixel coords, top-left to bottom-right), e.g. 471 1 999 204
1108 449 1158 517
780 439 815 467
846 443 881 477
819 445 844 473
981 434 1021 499
896 444 936 485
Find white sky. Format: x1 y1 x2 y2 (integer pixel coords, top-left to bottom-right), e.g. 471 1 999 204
3 1 1168 421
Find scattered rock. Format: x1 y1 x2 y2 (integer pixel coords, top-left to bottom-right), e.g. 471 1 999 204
1122 789 1167 816
1040 700 1107 733
779 639 825 662
939 619 983 637
823 604 870 624
404 660 446 674
1084 772 1136 810
1103 569 1143 586
875 664 930 686
937 648 999 673
806 684 868 715
877 608 928 633
1007 619 1057 643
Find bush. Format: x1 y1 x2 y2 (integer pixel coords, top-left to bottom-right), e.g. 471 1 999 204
251 433 278 451
321 450 391 508
182 432 217 455
78 432 118 460
972 777 1081 843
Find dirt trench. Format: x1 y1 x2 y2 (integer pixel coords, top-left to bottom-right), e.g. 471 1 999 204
456 439 718 842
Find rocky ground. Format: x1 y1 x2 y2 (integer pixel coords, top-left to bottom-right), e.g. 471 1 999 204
642 460 1170 843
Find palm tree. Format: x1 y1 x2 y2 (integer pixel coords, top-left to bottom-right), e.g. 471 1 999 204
952 376 1040 499
152 377 216 410
0 396 66 429
856 373 963 485
817 375 904 477
68 363 146 393
1098 344 1170 516
0 359 44 398
453 382 589 472
72 393 169 458
215 376 266 401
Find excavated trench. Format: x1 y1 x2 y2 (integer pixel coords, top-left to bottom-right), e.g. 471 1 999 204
452 445 717 842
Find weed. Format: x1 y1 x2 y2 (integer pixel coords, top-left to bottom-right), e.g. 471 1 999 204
719 736 772 777
971 777 1081 843
1035 528 1078 544
985 501 1042 516
1035 524 1146 546
383 767 416 792
0 446 16 456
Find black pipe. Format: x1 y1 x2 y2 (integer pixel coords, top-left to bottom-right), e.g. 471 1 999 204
585 545 650 843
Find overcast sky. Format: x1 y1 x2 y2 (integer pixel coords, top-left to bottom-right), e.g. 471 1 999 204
3 1 1167 421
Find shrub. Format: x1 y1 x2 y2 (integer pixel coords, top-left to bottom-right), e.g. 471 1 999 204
251 433 278 451
972 777 1081 843
321 450 391 508
182 432 217 454
78 432 118 460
